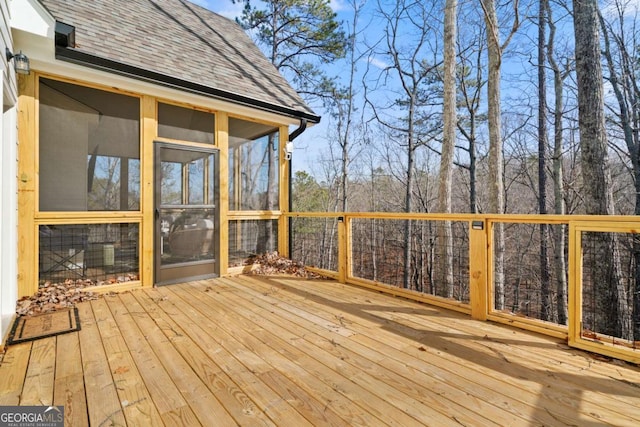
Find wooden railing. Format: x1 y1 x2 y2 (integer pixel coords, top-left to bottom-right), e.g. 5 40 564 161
286 212 640 364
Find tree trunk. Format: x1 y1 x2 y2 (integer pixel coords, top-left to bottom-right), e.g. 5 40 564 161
599 7 640 341
338 1 362 213
437 0 457 298
573 0 630 338
469 125 477 214
537 0 550 321
481 0 505 309
404 101 415 290
545 0 568 325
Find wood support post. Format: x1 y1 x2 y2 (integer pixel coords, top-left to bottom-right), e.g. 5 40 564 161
17 73 36 298
217 112 229 276
278 127 289 258
469 220 488 321
338 216 350 283
140 95 155 287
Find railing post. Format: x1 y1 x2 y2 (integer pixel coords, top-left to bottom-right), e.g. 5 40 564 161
567 221 580 346
338 216 349 283
469 220 488 321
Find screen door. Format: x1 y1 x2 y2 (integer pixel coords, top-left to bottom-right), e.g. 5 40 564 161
154 142 219 285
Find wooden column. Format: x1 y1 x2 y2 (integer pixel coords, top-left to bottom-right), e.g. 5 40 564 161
469 219 488 321
140 95 156 286
217 112 229 276
337 216 350 283
278 126 289 258
17 73 36 297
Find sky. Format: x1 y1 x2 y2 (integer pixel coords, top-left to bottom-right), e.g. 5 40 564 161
188 0 356 176
191 0 349 19
190 0 244 18
186 0 632 179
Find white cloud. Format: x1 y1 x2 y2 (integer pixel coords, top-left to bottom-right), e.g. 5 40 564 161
367 56 389 70
329 0 348 12
188 0 244 19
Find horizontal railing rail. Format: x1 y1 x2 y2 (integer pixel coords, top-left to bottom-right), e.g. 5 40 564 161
286 212 640 364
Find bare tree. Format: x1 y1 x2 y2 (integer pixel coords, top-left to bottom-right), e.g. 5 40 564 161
537 0 551 321
479 0 520 310
573 0 630 338
365 0 442 289
599 0 640 340
455 19 487 214
437 0 457 298
545 0 570 325
326 0 367 212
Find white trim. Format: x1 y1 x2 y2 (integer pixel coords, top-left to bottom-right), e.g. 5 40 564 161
10 0 54 39
0 90 17 342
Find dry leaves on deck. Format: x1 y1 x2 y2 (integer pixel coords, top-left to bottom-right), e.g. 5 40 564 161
16 279 102 316
246 252 325 279
15 254 319 316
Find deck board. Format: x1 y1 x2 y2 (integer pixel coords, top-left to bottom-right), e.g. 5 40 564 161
76 301 126 427
21 337 55 405
206 278 506 426
119 291 231 426
133 289 276 427
248 275 640 426
155 285 317 427
1 275 640 426
91 298 164 426
217 276 542 426
103 293 201 426
53 332 88 427
172 281 420 426
0 342 31 405
279 277 640 423
175 282 415 426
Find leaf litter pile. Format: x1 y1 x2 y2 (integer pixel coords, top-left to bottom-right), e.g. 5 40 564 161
16 279 106 316
244 251 326 278
16 253 319 316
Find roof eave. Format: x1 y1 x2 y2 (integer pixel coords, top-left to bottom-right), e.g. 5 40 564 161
54 46 321 124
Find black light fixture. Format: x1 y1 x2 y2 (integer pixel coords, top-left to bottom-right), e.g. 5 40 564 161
6 48 30 75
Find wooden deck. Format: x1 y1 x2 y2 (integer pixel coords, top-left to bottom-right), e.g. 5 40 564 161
1 275 640 426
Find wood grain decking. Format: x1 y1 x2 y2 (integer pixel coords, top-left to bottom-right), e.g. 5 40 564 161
1 275 640 426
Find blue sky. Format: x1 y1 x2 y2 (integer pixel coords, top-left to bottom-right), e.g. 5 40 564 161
189 0 360 176
191 0 349 19
185 0 640 189
187 1 494 178
190 0 244 18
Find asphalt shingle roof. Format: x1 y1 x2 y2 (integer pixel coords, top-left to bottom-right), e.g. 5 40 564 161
38 0 318 122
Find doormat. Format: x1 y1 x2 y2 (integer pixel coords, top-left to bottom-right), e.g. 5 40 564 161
7 307 80 345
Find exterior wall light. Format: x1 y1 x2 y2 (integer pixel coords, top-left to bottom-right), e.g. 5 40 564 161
284 141 294 161
6 48 30 75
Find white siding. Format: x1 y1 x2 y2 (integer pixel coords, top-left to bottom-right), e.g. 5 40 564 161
0 0 18 342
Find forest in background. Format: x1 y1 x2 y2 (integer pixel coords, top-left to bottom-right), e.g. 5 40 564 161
231 0 640 344
255 0 638 218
